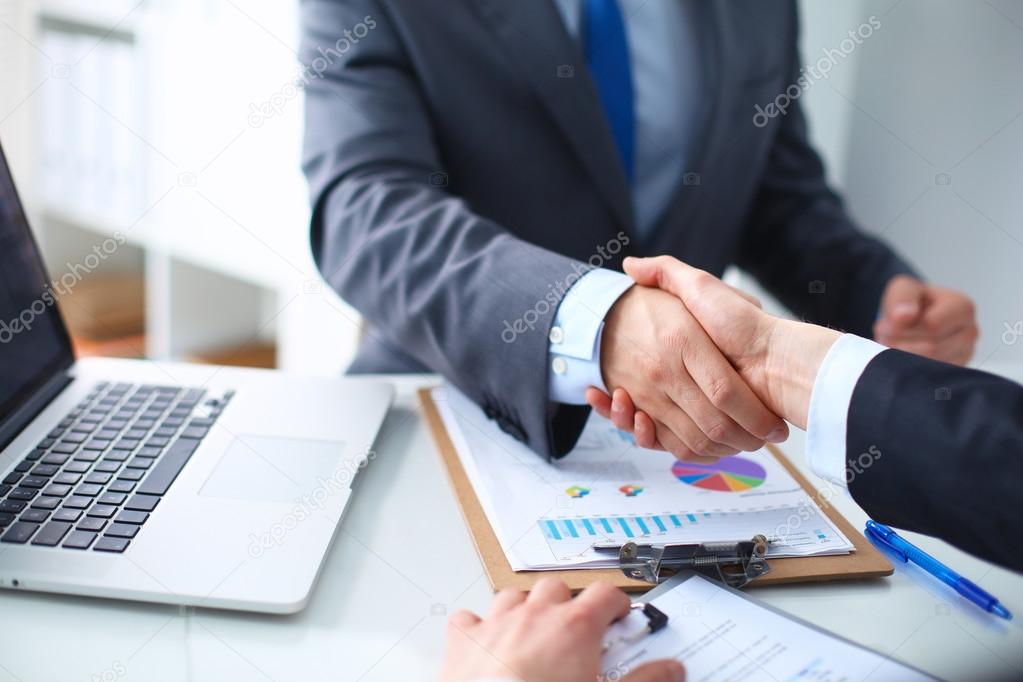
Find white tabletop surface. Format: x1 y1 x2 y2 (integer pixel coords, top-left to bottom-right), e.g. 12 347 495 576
1 373 1021 682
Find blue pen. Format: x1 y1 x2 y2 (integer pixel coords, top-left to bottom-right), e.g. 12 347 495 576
866 520 1012 620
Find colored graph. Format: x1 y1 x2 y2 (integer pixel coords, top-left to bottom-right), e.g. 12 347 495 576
618 484 643 497
671 457 766 492
565 486 590 498
539 512 709 543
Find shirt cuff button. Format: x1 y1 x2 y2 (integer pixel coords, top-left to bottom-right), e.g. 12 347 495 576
552 357 568 375
548 326 565 344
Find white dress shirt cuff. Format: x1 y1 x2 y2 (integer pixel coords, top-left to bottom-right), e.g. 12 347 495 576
806 334 887 488
548 268 635 405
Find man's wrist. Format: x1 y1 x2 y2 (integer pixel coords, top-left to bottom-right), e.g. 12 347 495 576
762 319 842 430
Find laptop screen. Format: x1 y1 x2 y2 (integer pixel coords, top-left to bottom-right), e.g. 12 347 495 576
0 144 74 424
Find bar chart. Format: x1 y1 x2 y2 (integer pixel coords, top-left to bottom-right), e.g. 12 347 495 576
537 506 846 561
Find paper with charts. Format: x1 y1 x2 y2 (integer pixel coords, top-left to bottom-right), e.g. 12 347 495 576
601 573 933 681
432 387 853 570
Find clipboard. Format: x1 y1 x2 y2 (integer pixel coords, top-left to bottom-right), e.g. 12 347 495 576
418 388 892 592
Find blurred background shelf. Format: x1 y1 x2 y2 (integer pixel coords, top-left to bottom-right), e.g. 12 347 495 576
0 0 361 375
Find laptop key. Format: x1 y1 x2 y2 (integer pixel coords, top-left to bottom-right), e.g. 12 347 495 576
73 451 101 463
19 476 46 488
75 484 104 497
65 461 91 474
1 521 39 543
61 432 86 444
0 512 13 526
137 437 201 496
108 480 136 494
84 472 111 485
21 509 50 523
14 460 33 473
114 511 149 525
31 521 72 546
87 505 117 519
43 451 72 462
127 457 155 470
124 495 159 512
53 508 82 523
41 484 73 497
62 530 97 549
62 495 92 509
95 461 122 474
117 469 144 481
105 523 139 538
2 472 22 486
77 518 106 532
0 499 26 514
98 493 127 506
83 440 111 451
94 536 130 553
55 472 83 485
0 484 9 497
9 487 37 501
104 450 132 462
29 496 61 511
30 464 59 477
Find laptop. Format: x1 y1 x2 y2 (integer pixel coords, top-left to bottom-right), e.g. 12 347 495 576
0 143 393 613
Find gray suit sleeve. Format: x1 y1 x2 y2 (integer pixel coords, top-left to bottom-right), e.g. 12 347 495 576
300 0 590 457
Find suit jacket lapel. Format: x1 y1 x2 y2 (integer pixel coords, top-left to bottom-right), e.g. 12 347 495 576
474 0 636 235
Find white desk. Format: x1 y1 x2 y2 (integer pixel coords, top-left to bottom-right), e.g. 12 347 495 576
1 374 1021 682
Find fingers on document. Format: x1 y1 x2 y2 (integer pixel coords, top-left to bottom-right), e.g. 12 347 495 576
489 588 527 616
570 581 631 631
448 609 482 629
528 577 571 605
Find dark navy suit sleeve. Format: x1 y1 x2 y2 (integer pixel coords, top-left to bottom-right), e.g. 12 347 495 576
846 349 1023 571
736 4 916 338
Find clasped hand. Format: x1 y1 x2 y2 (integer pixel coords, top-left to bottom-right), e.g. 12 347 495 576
592 257 977 457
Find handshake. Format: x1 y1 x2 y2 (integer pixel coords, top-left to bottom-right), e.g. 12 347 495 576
589 257 978 461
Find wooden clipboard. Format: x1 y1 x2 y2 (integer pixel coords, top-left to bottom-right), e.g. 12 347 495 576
419 388 892 592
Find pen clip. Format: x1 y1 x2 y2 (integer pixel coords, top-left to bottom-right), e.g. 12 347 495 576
865 527 908 563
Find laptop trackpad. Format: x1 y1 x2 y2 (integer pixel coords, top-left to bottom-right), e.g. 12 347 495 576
198 435 349 503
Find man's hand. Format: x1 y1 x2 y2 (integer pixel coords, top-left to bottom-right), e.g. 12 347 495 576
600 286 788 462
440 579 685 682
874 275 977 365
589 257 843 444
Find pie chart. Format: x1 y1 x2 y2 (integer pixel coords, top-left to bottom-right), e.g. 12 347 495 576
671 457 767 492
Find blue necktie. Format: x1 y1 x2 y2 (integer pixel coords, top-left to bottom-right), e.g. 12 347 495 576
583 0 635 183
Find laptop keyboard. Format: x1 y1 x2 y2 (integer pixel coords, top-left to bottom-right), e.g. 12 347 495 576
0 381 233 553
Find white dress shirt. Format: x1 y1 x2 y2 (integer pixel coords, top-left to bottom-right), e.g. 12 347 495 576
805 334 887 487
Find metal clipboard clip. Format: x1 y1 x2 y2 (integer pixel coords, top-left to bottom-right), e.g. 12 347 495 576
603 534 771 589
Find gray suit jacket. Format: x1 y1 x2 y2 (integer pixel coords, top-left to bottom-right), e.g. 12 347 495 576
300 0 914 458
